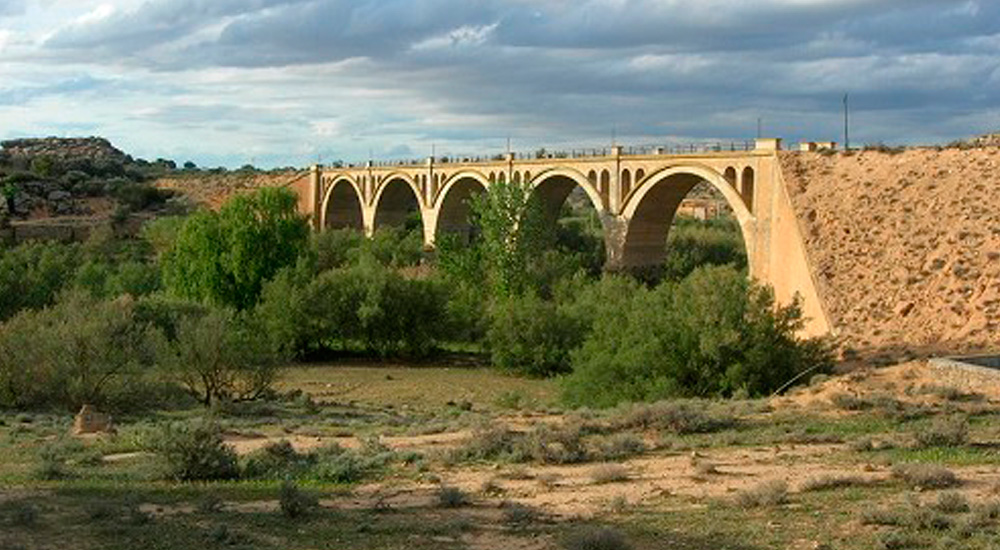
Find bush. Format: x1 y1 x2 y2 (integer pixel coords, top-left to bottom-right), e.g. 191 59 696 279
735 480 789 508
891 464 960 489
933 492 969 514
242 440 315 479
914 415 969 448
437 486 469 508
156 307 283 405
592 433 646 461
487 292 583 377
148 421 239 481
0 240 81 321
0 293 159 411
562 266 832 407
562 526 632 550
799 474 869 492
261 258 451 358
279 481 318 519
611 400 736 434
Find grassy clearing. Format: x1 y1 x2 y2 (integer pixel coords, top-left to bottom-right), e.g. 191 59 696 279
279 362 558 412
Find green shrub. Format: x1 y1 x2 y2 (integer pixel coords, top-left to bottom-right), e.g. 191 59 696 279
147 421 239 481
0 293 159 411
242 440 315 479
562 266 832 407
592 433 646 461
933 492 969 514
487 292 583 377
266 258 451 358
0 240 81 321
279 481 318 519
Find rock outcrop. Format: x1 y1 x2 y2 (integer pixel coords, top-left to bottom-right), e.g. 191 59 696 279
0 137 129 165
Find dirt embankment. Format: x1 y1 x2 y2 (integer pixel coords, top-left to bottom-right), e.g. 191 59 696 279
780 146 1000 357
153 170 309 209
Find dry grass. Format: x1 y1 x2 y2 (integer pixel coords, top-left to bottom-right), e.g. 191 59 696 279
891 464 960 489
734 480 788 508
589 464 630 484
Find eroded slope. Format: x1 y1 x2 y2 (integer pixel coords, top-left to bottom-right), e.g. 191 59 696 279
780 146 1000 357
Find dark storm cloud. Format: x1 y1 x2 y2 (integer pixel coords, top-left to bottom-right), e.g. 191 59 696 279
19 0 1000 164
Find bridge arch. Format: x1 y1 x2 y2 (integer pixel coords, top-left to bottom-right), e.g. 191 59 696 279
619 163 755 270
530 167 606 220
432 171 490 244
320 176 365 231
372 174 426 234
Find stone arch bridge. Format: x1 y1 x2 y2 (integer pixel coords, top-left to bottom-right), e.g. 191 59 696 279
290 139 830 336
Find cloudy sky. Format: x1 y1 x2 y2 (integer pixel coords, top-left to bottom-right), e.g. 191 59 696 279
0 0 997 168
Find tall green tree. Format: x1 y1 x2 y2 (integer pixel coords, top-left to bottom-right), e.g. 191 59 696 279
469 177 548 299
162 187 310 310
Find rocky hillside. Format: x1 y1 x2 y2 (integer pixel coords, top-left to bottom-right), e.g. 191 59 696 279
0 137 130 165
780 141 1000 358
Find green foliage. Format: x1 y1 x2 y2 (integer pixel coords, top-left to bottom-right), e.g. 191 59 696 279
662 216 747 281
0 240 82 321
279 481 318 519
562 266 833 407
469 177 548 299
162 187 310 310
487 292 583 377
147 420 240 481
312 228 364 271
257 257 451 358
0 293 159 411
155 306 283 405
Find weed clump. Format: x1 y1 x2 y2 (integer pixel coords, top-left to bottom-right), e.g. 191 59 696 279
933 492 970 514
799 474 870 492
562 526 632 550
612 400 736 434
913 415 968 448
891 464 960 489
592 433 646 461
734 480 788 508
501 501 539 527
279 481 318 519
589 464 629 484
147 421 239 481
437 486 469 508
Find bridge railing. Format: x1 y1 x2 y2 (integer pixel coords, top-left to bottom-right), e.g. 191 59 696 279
333 140 757 169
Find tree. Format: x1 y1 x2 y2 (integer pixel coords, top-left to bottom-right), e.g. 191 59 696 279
162 187 310 310
469 177 548 299
156 308 282 406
